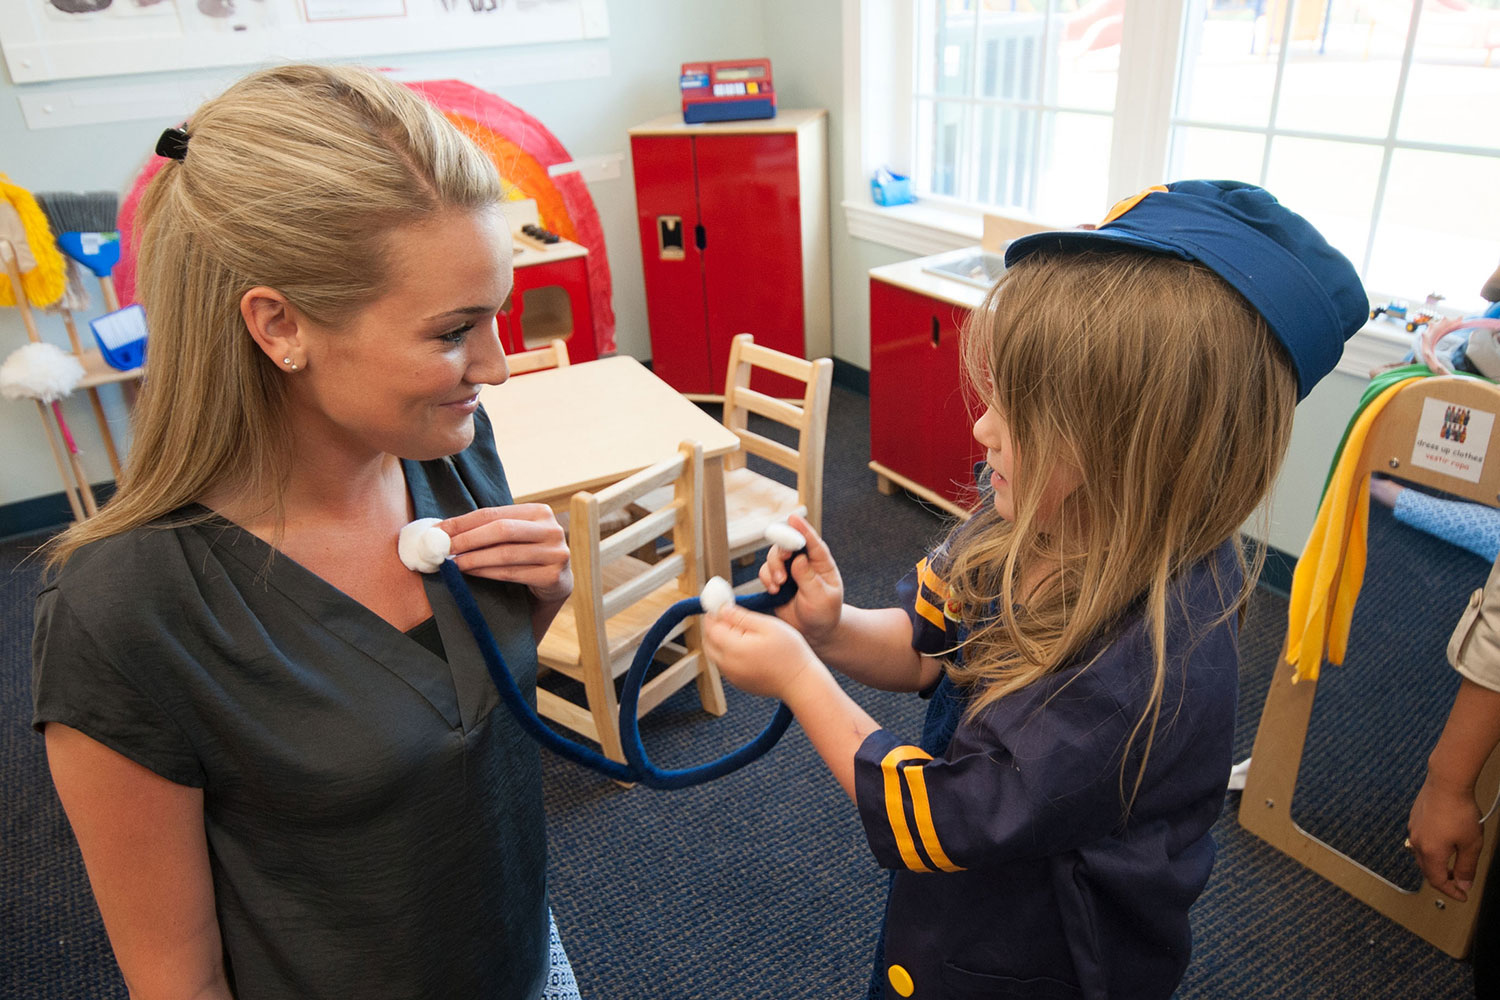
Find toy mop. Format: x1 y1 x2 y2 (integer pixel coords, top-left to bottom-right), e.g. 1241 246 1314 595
0 182 98 520
1 342 97 520
399 519 808 787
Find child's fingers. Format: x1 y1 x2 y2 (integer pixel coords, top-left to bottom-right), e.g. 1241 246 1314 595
786 513 836 574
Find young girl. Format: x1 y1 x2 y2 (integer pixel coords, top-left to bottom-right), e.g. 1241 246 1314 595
702 181 1369 999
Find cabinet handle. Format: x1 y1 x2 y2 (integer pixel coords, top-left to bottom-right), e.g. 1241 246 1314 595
695 223 707 250
931 315 940 348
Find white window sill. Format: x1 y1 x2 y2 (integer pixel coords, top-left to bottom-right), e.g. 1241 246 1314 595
844 197 1420 380
843 198 983 257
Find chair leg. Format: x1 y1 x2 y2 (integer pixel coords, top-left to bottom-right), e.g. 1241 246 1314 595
580 658 627 765
691 622 727 717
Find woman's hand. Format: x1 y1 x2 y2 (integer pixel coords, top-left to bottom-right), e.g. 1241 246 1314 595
442 504 572 606
1407 775 1483 902
758 514 844 647
702 604 825 702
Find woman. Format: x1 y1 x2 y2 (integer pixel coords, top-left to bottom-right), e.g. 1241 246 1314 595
33 64 576 999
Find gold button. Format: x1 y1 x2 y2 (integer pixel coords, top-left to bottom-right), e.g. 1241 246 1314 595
888 964 915 997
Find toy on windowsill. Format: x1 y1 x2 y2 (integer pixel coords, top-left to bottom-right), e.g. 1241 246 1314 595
1370 293 1449 333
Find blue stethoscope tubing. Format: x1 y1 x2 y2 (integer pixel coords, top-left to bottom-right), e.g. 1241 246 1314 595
436 554 803 788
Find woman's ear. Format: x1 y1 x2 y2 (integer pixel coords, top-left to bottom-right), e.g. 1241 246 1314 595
241 286 307 373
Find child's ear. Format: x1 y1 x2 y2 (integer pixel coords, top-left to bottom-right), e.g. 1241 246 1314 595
241 286 306 372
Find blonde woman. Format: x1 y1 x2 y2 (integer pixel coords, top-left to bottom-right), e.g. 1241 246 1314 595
32 65 579 999
702 182 1369 999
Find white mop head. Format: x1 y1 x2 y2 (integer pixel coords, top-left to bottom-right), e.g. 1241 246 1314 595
0 342 84 404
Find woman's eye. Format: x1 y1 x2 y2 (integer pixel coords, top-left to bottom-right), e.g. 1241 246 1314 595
439 323 476 344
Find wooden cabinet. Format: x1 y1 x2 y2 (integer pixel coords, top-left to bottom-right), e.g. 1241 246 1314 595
868 262 989 517
628 109 830 397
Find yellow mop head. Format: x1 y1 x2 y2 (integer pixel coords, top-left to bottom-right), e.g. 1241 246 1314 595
0 174 67 309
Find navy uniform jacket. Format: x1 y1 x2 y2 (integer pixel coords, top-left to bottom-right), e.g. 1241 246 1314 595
855 541 1241 999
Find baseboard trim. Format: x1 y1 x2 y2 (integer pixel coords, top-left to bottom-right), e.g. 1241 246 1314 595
0 484 115 542
1256 543 1296 598
832 358 868 396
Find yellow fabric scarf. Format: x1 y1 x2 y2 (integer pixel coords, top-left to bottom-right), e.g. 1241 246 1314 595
0 174 65 309
1285 376 1425 681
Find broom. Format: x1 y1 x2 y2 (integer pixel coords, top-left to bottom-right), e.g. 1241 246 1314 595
36 191 122 312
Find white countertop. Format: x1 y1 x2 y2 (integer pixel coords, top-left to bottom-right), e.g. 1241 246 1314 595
868 247 1000 310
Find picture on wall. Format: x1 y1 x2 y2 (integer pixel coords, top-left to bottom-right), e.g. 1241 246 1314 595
2 0 606 83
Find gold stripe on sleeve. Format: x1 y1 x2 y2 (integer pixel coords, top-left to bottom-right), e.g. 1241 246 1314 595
901 763 964 872
880 746 934 872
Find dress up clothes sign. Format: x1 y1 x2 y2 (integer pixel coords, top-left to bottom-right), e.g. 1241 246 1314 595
1411 397 1495 483
0 0 608 84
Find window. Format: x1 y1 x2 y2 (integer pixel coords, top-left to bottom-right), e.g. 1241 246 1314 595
854 0 1500 316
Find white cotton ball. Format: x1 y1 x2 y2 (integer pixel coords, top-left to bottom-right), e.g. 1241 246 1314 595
700 576 735 616
764 521 806 553
0 343 85 404
398 518 451 573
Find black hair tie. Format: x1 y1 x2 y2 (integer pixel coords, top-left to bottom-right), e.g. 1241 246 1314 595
155 126 190 161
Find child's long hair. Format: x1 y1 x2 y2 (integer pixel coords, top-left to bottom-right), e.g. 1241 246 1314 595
44 64 502 569
943 249 1299 812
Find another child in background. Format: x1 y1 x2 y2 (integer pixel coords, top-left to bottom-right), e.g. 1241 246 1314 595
702 181 1369 1000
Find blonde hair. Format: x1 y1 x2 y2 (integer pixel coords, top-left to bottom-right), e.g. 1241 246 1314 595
47 63 502 568
943 249 1298 812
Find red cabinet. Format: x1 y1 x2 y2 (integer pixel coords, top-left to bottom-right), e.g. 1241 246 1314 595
500 244 597 363
868 273 986 515
628 110 830 397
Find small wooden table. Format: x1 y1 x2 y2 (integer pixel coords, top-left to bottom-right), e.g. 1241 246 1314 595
478 355 741 579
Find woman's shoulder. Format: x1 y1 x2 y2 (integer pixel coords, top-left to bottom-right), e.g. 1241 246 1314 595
41 514 216 620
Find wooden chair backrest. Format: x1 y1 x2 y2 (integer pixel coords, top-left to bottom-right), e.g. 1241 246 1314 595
567 440 704 668
507 338 571 376
720 333 834 527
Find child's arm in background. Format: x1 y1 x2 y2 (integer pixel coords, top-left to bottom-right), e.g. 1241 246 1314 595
760 515 942 693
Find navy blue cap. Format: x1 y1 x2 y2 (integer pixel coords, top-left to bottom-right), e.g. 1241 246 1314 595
1004 180 1368 400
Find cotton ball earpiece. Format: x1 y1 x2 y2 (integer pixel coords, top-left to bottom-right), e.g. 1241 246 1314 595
398 518 452 574
700 576 735 616
764 521 806 553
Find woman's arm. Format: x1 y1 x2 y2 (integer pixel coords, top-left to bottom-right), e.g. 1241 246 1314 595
45 724 231 1000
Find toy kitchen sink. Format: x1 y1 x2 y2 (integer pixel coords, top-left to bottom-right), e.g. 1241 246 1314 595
920 246 1007 290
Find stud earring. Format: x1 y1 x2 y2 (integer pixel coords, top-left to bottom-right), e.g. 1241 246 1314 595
283 357 299 371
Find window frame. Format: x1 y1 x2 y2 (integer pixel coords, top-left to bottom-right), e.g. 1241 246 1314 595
842 0 1498 374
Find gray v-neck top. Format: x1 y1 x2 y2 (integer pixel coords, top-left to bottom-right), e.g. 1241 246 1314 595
32 408 548 1000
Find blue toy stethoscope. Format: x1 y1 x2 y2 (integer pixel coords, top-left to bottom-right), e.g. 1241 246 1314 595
400 519 807 789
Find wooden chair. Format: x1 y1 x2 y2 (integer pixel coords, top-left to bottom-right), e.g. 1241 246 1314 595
719 333 834 562
535 440 727 766
507 338 570 375
632 334 833 574
1240 374 1500 958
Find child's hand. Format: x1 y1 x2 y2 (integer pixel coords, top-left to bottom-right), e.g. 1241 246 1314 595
702 604 824 702
759 514 844 646
441 504 573 605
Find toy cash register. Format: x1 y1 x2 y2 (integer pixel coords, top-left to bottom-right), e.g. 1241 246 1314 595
679 59 776 124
